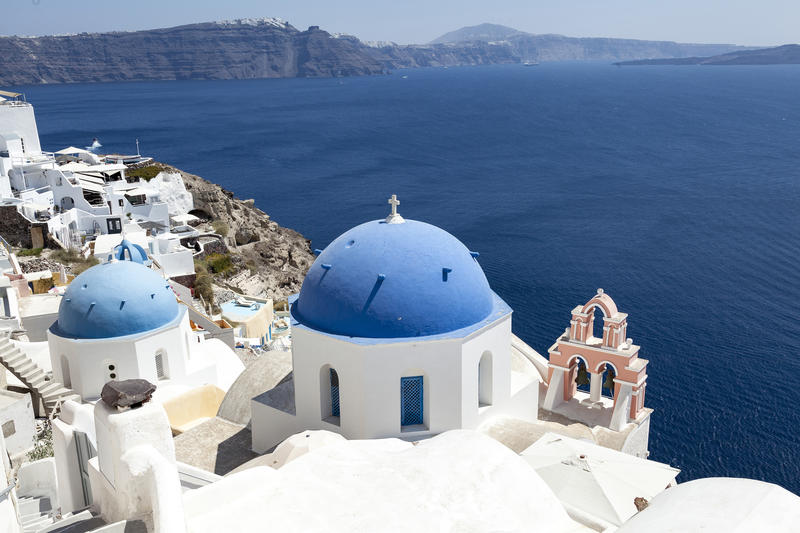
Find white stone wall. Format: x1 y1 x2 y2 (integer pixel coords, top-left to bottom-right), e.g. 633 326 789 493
0 390 35 457
0 104 42 154
252 315 538 453
48 311 242 400
148 172 193 216
0 429 21 533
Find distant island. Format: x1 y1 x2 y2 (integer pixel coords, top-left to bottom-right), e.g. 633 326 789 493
616 44 800 65
0 19 749 85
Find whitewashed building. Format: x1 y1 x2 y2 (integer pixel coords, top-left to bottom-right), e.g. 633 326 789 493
251 198 539 452
47 258 243 401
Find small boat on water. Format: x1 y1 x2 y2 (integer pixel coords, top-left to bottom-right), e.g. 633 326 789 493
523 61 539 67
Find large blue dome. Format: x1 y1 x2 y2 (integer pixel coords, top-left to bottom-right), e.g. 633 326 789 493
292 219 495 338
53 261 181 339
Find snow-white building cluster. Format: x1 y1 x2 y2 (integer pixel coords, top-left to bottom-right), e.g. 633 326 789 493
0 94 798 533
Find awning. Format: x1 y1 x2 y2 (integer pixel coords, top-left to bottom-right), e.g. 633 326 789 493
77 174 105 185
521 433 680 526
125 187 149 196
55 146 91 155
0 90 21 98
79 180 106 193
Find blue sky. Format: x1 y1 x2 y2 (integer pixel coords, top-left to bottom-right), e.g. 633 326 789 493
1 0 796 46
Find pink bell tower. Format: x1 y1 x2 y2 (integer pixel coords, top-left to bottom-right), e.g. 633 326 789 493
543 289 649 432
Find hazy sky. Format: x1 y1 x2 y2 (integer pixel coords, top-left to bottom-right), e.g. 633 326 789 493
1 0 796 46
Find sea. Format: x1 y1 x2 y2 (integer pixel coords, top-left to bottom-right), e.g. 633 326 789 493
13 62 800 493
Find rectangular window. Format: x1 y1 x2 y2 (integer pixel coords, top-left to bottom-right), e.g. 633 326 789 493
107 218 122 234
401 376 424 426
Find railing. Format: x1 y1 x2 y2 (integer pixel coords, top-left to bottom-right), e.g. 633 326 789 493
11 152 55 167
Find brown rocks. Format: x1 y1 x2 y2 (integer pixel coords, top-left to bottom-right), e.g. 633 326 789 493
156 162 314 301
101 379 156 409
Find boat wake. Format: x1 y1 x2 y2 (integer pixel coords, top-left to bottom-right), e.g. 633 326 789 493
86 138 102 152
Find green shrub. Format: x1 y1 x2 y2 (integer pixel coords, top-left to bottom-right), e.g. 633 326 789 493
17 248 43 257
125 165 162 181
27 421 53 461
52 248 99 275
194 272 214 308
205 253 233 274
211 219 229 237
72 256 99 275
51 248 81 263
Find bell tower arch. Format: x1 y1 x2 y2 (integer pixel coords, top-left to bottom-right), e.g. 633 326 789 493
544 289 648 432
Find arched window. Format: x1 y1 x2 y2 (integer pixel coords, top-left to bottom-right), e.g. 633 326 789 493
592 306 605 343
600 362 617 399
478 351 493 407
319 365 340 425
571 356 591 394
155 350 168 380
60 355 71 388
330 369 340 418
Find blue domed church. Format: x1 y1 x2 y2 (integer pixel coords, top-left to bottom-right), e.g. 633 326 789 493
251 197 540 452
47 251 243 401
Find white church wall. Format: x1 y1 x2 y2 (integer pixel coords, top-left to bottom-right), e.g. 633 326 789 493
291 326 466 440
460 316 513 428
48 314 189 400
251 403 305 454
252 312 538 452
359 338 463 438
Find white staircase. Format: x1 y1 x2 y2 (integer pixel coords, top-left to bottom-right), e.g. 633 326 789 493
17 495 55 532
0 337 80 416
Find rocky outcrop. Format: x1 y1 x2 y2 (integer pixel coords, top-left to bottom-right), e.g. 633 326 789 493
148 162 315 300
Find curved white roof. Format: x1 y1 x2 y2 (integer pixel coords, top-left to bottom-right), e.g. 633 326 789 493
617 477 800 532
183 430 586 532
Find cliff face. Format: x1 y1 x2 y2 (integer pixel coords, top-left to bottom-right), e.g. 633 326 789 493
147 162 315 300
0 18 749 86
0 19 386 85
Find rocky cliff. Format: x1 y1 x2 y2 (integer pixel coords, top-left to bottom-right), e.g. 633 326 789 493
0 18 749 86
0 19 386 85
149 162 315 301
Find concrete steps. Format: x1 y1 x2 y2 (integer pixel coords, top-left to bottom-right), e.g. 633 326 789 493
18 495 55 533
0 337 80 417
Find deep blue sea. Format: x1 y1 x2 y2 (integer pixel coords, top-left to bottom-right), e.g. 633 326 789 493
12 63 800 493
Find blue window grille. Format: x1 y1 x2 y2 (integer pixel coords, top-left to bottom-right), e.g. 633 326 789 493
401 376 424 426
330 369 340 417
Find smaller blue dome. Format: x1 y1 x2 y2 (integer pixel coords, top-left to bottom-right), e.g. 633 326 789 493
112 239 148 264
53 261 181 339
